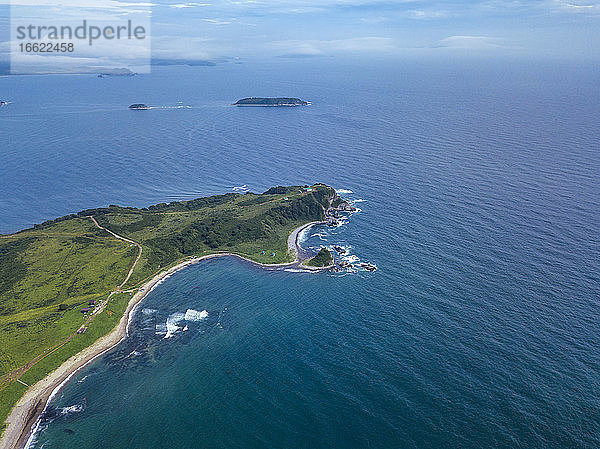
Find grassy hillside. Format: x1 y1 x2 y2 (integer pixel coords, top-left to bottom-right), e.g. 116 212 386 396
0 184 335 433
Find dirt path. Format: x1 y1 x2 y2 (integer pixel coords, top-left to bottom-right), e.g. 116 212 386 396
88 216 142 290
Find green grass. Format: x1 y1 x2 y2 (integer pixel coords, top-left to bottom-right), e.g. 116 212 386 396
0 218 136 374
0 292 131 435
0 184 338 433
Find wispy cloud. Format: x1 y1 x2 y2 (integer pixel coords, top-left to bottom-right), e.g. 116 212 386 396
202 17 233 24
270 36 395 56
360 16 389 23
6 0 155 9
169 2 211 8
432 35 504 49
405 9 451 19
552 0 599 12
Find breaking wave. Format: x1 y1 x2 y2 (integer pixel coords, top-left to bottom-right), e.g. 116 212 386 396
60 404 84 416
157 309 209 338
185 309 208 321
343 255 360 264
164 312 186 339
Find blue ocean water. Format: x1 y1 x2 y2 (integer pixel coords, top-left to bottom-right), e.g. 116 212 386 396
1 58 599 448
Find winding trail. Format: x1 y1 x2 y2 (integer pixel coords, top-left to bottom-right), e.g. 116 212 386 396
88 216 143 291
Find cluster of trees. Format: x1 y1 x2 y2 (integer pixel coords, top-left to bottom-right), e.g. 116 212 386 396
168 191 329 253
31 205 138 230
263 186 294 195
147 193 238 212
95 213 161 235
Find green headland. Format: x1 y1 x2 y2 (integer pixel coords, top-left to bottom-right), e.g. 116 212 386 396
0 184 340 434
306 247 334 267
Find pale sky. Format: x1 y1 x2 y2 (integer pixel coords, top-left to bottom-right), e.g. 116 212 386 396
1 0 599 65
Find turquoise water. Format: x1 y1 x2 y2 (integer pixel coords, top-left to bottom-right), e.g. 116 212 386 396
1 59 599 447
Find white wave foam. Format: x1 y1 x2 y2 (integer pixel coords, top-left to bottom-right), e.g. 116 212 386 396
60 404 83 416
233 184 250 192
142 308 157 315
336 189 353 194
185 309 208 321
351 199 366 203
154 105 192 109
343 255 360 263
298 226 314 243
163 312 186 339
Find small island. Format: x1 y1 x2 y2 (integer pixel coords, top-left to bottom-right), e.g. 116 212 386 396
129 103 151 110
233 97 310 107
305 247 334 268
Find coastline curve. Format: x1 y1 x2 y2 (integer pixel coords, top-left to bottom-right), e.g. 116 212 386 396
1 221 326 449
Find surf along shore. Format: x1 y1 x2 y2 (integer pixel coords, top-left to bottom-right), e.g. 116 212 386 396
0 220 325 449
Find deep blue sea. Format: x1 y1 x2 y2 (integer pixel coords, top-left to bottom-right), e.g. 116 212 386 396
1 58 599 448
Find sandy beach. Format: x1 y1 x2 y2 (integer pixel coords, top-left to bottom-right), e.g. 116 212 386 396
0 221 325 449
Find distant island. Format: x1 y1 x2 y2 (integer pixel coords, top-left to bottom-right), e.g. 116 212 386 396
0 184 355 447
151 58 217 67
129 104 151 110
97 68 136 78
233 97 310 107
